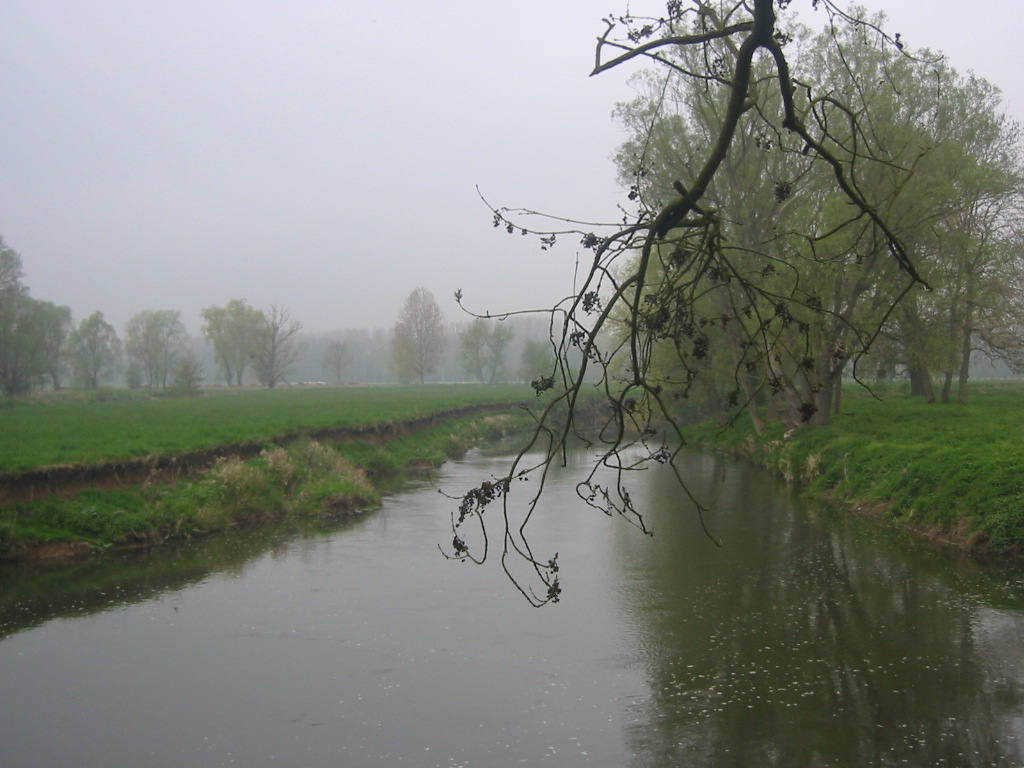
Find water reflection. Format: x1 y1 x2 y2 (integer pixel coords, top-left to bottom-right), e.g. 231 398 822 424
2 449 1024 767
615 451 1024 767
0 518 369 640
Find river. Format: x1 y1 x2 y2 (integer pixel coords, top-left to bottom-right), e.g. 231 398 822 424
1 447 1023 767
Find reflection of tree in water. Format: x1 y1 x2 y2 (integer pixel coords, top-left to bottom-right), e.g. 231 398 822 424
614 453 1024 767
0 518 364 640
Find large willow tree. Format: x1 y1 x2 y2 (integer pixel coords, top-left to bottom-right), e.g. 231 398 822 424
453 0 1018 604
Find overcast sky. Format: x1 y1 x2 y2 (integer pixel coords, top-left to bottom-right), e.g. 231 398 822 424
2 1 1022 334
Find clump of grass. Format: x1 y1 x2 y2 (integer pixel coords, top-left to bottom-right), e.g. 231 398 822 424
187 440 380 529
195 457 276 528
285 441 376 517
1 410 525 558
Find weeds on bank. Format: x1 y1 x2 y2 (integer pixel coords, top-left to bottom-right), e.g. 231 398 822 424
1 438 380 554
690 384 1024 551
0 411 531 557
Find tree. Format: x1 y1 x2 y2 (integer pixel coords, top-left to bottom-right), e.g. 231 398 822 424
0 236 24 293
201 299 264 386
391 288 446 384
68 311 122 390
601 10 999 429
0 241 73 395
0 238 33 395
0 294 48 396
124 310 187 389
0 296 72 395
251 305 302 389
459 319 514 384
452 1 984 604
883 74 1024 403
36 301 72 390
519 338 556 384
171 348 205 393
322 340 350 385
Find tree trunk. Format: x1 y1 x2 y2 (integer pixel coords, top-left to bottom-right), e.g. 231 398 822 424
940 371 953 404
808 373 837 426
957 326 972 405
738 377 765 436
908 364 935 403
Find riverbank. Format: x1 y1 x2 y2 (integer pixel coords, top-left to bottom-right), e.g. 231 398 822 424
686 382 1024 554
0 384 530 474
0 392 532 560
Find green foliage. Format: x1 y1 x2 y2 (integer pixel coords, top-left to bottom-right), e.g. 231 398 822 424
124 309 187 390
693 383 1024 552
200 299 264 386
459 318 514 384
68 311 122 390
2 488 167 549
561 6 1022 440
170 349 205 394
518 338 556 383
0 288 73 396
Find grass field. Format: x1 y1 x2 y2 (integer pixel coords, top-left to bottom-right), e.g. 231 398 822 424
689 380 1024 551
4 380 1023 556
0 388 533 556
0 384 531 474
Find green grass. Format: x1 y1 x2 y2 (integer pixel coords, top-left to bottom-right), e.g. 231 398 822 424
0 385 530 473
0 409 534 556
688 381 1024 551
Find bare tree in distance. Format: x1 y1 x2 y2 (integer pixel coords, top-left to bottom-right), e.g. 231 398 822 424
322 340 351 385
448 0 962 605
252 305 302 389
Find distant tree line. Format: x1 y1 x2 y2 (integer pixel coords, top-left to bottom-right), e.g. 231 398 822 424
0 250 554 396
1 219 1017 400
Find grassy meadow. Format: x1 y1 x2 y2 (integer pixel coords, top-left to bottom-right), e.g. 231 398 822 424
0 385 534 557
4 379 1023 558
689 380 1024 552
0 384 530 474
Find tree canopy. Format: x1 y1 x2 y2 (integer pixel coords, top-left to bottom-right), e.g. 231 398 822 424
459 318 514 385
454 0 1024 604
124 309 187 390
0 237 75 396
391 288 446 384
68 312 122 390
201 299 264 387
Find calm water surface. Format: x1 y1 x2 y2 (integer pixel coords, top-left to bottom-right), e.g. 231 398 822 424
2 448 1023 767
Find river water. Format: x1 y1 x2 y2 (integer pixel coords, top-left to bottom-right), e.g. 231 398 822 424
2 448 1024 767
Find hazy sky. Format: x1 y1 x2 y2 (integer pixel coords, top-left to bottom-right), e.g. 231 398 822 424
3 1 1022 334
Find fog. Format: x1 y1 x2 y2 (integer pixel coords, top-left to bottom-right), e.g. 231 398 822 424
2 0 1021 334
